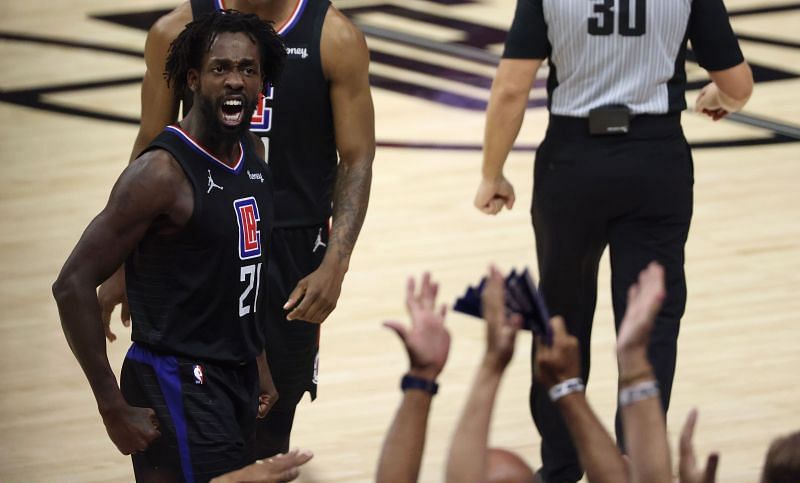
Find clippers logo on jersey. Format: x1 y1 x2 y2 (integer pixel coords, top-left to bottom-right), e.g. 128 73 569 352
193 364 205 385
234 197 262 260
249 85 274 133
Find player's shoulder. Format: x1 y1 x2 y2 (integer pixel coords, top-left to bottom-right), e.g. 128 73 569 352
149 1 194 43
130 148 186 188
321 4 366 50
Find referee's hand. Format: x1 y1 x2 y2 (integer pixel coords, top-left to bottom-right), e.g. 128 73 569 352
474 176 516 215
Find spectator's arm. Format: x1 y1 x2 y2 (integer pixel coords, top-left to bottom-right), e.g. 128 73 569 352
616 262 670 483
377 274 450 483
446 267 521 483
536 317 628 483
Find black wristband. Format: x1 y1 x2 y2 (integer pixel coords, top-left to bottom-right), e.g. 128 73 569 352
401 374 438 395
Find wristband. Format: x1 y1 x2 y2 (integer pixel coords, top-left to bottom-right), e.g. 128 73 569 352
619 380 659 407
548 377 585 402
401 374 439 395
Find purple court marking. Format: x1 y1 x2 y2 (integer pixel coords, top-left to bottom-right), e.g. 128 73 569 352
370 73 487 110
342 4 507 50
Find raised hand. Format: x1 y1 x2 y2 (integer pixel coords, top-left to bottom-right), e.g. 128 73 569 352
534 316 580 389
384 273 451 381
617 262 666 357
482 266 522 371
679 409 720 483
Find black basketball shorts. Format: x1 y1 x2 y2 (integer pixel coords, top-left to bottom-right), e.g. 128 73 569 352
120 343 259 483
264 223 328 408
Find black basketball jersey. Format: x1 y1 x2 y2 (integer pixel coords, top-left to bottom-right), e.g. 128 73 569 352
127 126 273 364
189 0 337 227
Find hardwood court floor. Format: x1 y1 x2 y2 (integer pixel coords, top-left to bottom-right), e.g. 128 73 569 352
1 0 798 481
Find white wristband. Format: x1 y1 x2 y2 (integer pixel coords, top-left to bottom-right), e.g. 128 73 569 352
619 380 660 407
548 377 585 402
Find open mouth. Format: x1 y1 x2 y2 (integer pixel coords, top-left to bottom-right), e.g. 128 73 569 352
220 97 245 127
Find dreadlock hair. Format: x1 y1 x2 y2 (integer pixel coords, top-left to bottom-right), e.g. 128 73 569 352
165 10 285 95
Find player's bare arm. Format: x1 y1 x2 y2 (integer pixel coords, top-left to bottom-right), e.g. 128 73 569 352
474 58 541 215
285 7 375 323
53 150 192 454
130 3 191 163
98 2 191 339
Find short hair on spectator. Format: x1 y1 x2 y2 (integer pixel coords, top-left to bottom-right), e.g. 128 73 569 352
761 430 800 483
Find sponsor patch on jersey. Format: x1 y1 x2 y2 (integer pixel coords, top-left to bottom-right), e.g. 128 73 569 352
234 197 262 260
285 44 309 59
193 364 205 385
247 170 264 183
250 86 273 133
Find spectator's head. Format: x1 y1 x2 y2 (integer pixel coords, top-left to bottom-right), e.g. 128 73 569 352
486 448 536 483
761 430 800 483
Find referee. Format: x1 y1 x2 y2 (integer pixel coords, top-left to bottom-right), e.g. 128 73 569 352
474 1 753 482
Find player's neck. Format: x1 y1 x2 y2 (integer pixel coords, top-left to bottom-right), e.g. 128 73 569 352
179 116 242 168
224 0 295 23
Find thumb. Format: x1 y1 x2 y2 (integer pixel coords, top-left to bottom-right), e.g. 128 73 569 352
121 300 131 327
695 91 707 112
382 321 408 345
505 189 515 209
104 325 117 343
704 453 720 483
283 281 307 310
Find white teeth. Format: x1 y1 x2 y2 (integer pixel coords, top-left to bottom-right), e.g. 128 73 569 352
224 99 243 106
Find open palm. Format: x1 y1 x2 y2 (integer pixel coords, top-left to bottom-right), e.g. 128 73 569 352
384 273 450 380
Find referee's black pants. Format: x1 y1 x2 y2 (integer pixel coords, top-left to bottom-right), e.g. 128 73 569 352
530 114 693 483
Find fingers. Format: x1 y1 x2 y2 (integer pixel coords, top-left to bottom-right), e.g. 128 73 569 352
481 198 504 215
694 91 707 112
680 408 699 471
286 287 315 321
103 324 117 343
404 276 416 312
264 449 314 480
504 191 516 209
284 448 314 466
147 409 161 440
121 300 131 327
549 315 567 338
283 280 307 312
481 266 505 321
704 453 720 483
407 272 440 318
98 291 117 342
420 272 438 311
257 390 279 420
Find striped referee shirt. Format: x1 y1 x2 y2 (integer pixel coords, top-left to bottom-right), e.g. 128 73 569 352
503 0 744 117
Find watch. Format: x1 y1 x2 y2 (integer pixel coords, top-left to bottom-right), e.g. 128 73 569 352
401 374 439 395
